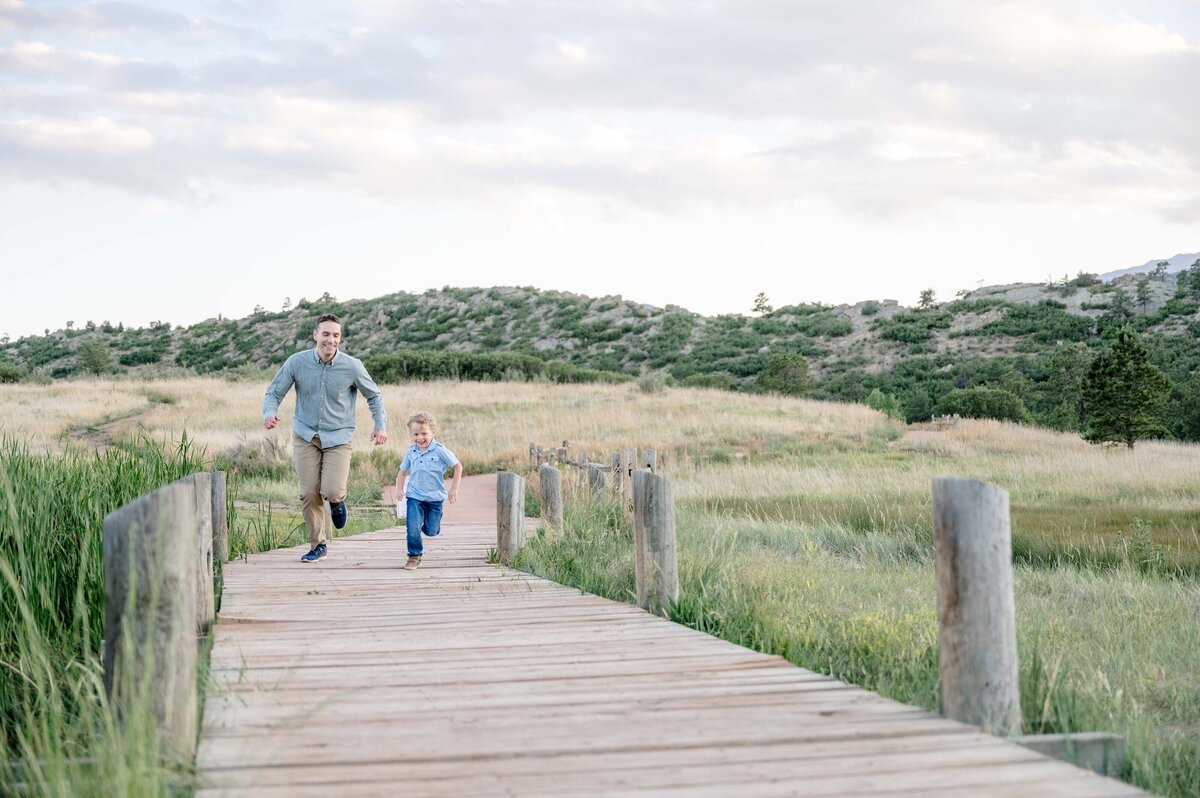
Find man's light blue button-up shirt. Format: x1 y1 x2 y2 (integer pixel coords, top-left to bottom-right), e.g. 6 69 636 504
262 349 386 448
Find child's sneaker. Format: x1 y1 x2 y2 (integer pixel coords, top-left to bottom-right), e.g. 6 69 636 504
404 556 421 570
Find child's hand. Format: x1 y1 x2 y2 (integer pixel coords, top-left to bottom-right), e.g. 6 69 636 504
448 488 458 504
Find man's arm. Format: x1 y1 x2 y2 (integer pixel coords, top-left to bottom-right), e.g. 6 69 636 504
262 359 296 430
354 361 388 445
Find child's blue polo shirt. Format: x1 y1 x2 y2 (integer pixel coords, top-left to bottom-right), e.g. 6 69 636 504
400 439 460 502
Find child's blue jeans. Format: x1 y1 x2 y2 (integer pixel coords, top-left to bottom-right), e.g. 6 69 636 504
405 497 444 557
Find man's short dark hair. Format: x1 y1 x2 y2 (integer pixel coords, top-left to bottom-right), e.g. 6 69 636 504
314 313 341 330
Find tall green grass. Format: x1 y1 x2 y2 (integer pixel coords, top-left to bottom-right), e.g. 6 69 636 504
515 486 1200 798
228 503 395 559
0 435 205 794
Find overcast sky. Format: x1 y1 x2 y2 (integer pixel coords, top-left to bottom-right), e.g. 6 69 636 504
2 1 1197 340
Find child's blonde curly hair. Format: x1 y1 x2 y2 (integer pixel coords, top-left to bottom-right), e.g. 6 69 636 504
406 411 437 432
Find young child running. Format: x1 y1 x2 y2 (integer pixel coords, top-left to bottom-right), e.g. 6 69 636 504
395 411 462 571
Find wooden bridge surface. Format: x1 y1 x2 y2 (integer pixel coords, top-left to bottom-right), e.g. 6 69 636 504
196 477 1144 797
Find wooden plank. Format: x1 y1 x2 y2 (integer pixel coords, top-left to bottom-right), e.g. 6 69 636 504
198 498 1146 797
197 745 1139 798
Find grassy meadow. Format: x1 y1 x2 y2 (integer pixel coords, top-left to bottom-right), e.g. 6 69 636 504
1 375 1198 796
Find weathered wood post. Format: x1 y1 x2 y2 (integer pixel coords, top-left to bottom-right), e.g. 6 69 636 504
932 476 1023 735
611 452 622 494
632 471 679 617
177 472 215 633
103 482 199 761
210 470 228 612
577 450 590 487
620 447 637 506
587 463 607 496
496 471 525 564
642 449 657 473
211 470 228 567
538 464 564 540
529 442 539 470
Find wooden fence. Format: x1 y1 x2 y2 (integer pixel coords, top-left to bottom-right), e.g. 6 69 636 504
101 471 228 761
502 446 1125 774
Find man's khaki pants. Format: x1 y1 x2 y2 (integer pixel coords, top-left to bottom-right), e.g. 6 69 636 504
293 434 352 549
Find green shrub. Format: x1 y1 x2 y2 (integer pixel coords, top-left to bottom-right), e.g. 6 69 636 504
935 386 1032 423
756 353 809 396
865 388 904 420
637 371 668 394
871 311 953 344
0 360 26 383
681 372 735 390
77 340 114 375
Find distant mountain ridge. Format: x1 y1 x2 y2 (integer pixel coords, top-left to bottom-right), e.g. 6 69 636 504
1098 252 1200 282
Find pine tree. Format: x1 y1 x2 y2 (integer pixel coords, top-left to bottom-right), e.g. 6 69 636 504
1081 327 1170 448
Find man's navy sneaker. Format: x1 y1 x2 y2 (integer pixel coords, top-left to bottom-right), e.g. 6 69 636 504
300 543 328 563
330 500 347 529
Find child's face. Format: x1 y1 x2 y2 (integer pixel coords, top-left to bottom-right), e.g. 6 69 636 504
409 423 434 449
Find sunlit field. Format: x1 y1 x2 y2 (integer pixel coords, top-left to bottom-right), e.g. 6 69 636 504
2 375 1198 796
6 376 1199 567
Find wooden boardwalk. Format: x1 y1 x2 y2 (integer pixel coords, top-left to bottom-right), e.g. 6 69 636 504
197 479 1145 797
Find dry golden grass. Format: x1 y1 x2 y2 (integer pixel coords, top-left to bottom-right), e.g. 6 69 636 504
7 378 1200 516
1 376 882 460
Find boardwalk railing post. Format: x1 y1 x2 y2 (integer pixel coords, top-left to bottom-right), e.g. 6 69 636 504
632 471 679 617
642 450 657 473
932 476 1023 735
496 471 525 564
211 470 228 612
611 452 622 494
620 448 637 506
530 442 539 470
587 463 607 496
538 464 563 540
211 470 228 567
177 472 215 633
103 482 199 761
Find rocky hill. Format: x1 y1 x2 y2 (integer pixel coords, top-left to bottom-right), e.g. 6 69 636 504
5 265 1200 437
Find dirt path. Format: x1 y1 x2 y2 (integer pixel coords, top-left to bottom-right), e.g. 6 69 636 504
67 401 162 451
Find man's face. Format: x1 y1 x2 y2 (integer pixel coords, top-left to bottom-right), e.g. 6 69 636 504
313 321 342 360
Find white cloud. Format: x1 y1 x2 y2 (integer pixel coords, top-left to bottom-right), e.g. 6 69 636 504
0 2 1197 220
978 3 1194 65
6 115 153 154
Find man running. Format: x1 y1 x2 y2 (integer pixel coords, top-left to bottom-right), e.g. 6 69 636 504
263 313 388 562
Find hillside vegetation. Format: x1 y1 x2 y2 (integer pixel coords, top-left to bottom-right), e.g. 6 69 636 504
6 262 1200 439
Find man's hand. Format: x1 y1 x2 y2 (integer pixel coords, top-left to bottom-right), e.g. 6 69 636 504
448 487 459 504
372 430 388 446
264 415 279 430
